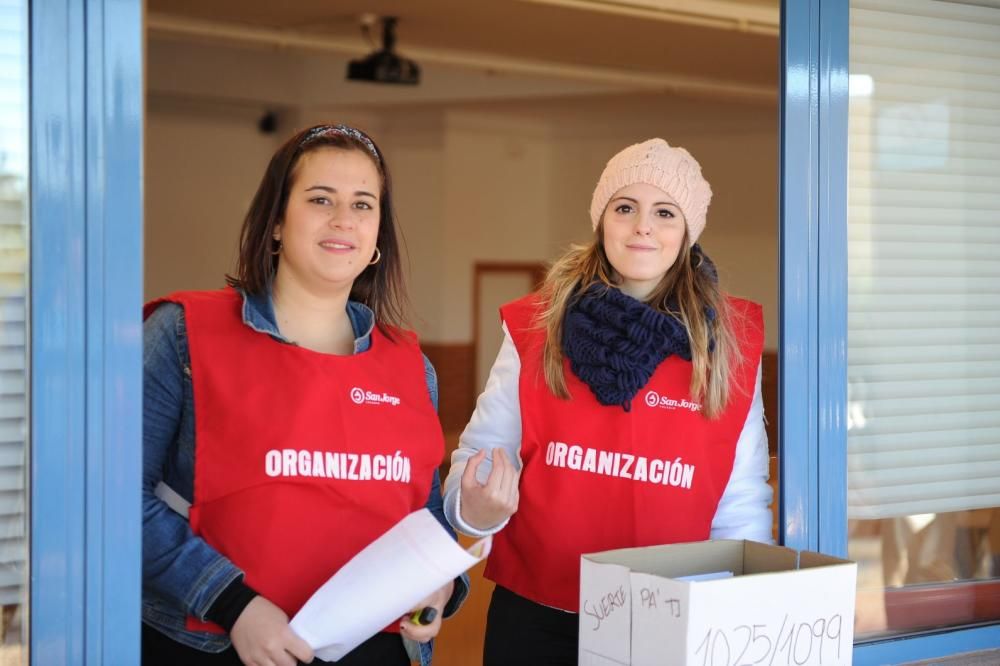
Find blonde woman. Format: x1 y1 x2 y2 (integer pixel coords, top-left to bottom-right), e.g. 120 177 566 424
443 139 772 665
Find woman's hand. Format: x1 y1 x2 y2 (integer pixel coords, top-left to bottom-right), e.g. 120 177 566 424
459 448 520 531
399 579 454 644
230 596 314 666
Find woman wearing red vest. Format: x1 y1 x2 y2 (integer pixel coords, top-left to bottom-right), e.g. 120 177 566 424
142 125 467 666
443 139 772 665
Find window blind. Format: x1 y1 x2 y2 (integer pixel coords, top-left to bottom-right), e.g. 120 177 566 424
847 0 1000 520
0 4 28 608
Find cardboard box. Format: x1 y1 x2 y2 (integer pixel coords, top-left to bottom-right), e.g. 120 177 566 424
579 540 857 666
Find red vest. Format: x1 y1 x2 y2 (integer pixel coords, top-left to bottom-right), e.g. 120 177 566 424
484 294 764 611
145 289 444 633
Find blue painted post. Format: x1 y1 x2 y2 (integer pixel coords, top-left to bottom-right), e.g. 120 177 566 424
780 0 823 553
30 0 87 660
780 0 849 555
855 625 1000 665
30 0 143 663
86 0 144 662
816 0 849 559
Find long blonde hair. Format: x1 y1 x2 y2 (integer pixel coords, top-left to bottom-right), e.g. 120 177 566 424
538 226 740 419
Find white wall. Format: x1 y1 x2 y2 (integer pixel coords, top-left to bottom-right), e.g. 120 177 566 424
145 97 281 300
438 110 554 341
369 111 448 339
145 43 778 349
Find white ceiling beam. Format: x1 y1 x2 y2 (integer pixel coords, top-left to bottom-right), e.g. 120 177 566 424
516 0 779 36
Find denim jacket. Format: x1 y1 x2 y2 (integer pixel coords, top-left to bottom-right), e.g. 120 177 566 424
142 288 469 664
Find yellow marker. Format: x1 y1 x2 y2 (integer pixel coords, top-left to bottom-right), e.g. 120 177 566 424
410 607 437 625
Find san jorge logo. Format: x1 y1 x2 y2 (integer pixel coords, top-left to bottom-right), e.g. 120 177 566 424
349 386 401 407
644 390 701 413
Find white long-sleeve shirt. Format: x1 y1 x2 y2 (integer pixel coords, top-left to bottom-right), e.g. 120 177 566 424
443 322 774 543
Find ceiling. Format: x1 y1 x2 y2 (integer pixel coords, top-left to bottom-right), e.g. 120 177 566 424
147 0 779 97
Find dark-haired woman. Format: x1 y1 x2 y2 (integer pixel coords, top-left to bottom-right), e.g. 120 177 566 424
142 125 466 666
443 139 772 665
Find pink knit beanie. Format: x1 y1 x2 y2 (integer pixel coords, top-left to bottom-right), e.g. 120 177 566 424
589 139 713 243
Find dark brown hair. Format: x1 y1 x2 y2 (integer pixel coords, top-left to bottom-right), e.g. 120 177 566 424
227 125 408 335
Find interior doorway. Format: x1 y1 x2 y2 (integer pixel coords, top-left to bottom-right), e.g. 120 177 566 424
473 262 546 394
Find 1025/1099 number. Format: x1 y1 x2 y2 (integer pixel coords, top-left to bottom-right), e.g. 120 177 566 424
693 614 844 666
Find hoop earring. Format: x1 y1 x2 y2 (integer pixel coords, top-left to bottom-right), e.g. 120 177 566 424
369 247 381 265
271 239 282 256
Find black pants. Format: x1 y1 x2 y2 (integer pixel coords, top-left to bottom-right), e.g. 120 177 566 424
483 585 579 666
142 624 409 665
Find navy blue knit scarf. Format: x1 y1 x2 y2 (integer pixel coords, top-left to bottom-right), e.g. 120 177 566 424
562 246 716 411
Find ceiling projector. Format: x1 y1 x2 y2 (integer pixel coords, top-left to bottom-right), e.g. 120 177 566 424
347 17 420 85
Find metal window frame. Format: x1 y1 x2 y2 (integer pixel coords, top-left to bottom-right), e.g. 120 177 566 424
781 0 1000 660
29 0 143 663
24 0 1000 661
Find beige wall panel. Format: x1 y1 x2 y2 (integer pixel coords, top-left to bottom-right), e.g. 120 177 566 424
439 111 553 342
476 272 536 392
145 100 280 300
145 96 777 348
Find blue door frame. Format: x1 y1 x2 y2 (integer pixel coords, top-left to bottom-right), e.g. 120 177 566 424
780 0 1000 661
30 0 143 663
23 0 997 662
